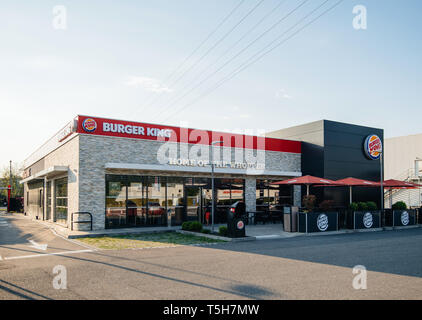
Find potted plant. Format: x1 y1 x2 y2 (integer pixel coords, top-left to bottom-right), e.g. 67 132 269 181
302 195 316 213
349 201 380 229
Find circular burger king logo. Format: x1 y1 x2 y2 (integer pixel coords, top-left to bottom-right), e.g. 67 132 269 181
363 212 373 229
401 211 409 226
236 220 245 230
317 214 329 232
364 135 382 160
82 118 97 133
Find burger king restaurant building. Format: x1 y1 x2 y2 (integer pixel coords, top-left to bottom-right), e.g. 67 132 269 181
21 115 303 231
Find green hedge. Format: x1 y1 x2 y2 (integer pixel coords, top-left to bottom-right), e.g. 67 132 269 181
181 221 203 232
218 226 228 237
350 201 378 211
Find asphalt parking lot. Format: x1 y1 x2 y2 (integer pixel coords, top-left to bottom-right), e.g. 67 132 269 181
0 213 421 300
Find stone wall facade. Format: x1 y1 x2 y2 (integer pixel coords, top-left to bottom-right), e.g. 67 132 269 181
78 134 300 230
24 133 301 231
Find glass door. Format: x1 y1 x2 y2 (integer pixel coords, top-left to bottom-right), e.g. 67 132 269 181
46 181 51 220
105 181 127 228
185 186 202 222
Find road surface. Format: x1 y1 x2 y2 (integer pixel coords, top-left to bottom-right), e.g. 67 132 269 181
1 213 421 300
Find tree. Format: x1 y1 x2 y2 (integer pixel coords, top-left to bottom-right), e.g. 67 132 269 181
0 162 24 199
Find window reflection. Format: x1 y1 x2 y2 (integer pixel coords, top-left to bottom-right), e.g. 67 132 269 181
105 175 245 228
256 179 293 212
55 177 68 224
167 177 184 226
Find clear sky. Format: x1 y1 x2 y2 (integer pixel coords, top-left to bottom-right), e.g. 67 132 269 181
0 0 421 171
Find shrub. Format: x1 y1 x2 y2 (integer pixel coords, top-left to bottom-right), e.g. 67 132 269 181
202 229 211 234
349 202 359 211
182 221 203 232
219 226 228 237
181 221 191 231
392 201 407 210
302 195 316 212
357 202 368 211
190 221 203 232
366 201 377 211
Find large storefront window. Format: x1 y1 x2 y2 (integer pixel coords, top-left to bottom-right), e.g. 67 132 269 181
55 177 68 224
256 179 293 212
105 175 245 228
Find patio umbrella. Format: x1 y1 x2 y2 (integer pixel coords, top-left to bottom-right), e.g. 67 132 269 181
382 179 422 208
335 177 380 204
272 175 340 196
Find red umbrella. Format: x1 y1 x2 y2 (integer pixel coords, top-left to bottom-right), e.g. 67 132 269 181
335 177 380 204
272 175 340 196
383 179 421 188
382 179 422 208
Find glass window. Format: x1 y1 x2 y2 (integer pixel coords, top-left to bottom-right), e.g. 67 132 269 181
55 177 68 224
127 180 147 226
167 177 184 226
46 181 52 220
103 175 246 228
106 180 127 228
146 177 167 226
256 180 293 212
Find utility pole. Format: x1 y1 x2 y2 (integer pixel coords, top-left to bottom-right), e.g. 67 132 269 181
210 141 223 233
9 160 12 187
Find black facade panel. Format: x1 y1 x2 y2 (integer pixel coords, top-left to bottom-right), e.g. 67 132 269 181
322 120 384 207
298 120 384 207
301 142 324 177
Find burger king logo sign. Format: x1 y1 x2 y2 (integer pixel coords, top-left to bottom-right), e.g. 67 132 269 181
82 118 97 133
364 134 382 160
237 220 245 230
317 214 329 232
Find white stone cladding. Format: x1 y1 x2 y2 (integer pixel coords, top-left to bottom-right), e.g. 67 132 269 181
24 135 79 228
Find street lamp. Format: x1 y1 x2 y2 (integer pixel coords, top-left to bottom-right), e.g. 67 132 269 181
379 150 384 226
210 140 223 233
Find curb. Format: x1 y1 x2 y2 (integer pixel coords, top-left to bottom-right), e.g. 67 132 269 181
176 230 256 242
298 225 421 236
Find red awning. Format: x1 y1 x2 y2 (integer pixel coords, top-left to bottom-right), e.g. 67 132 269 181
335 177 380 187
272 175 340 186
382 179 422 189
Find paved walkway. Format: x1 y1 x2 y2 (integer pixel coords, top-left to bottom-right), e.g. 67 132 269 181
0 213 95 262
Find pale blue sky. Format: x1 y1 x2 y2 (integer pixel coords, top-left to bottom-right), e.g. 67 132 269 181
0 0 421 170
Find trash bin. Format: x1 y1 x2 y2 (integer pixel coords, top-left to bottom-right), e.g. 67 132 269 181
284 206 298 232
227 201 246 238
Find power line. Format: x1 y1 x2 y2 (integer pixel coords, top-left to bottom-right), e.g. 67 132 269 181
151 0 310 122
137 0 246 111
147 0 266 119
162 0 345 123
151 0 287 121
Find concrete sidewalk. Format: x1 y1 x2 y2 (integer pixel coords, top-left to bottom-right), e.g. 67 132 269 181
9 212 422 240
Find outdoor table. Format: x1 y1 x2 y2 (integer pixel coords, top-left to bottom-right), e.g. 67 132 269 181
298 211 339 233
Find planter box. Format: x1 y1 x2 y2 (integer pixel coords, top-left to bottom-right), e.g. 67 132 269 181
390 210 417 227
298 212 339 233
353 211 381 230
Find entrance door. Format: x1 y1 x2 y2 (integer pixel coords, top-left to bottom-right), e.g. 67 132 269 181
185 186 203 223
46 181 51 220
